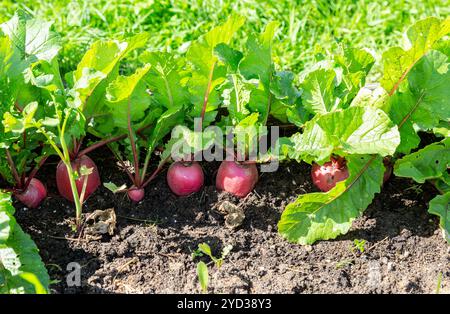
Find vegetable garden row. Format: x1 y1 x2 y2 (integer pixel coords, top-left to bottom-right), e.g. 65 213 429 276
0 11 449 293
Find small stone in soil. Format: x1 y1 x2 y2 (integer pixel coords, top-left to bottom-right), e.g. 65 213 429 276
387 262 395 271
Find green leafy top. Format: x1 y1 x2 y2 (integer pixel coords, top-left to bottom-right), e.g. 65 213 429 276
0 21 51 187
289 106 400 164
394 138 450 184
278 17 449 246
394 138 450 244
380 17 450 95
67 33 149 118
388 50 450 154
187 15 245 125
298 47 375 116
428 193 450 243
0 10 61 64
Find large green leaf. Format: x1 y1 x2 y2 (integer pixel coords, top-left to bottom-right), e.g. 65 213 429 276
407 51 450 127
239 21 279 88
299 48 375 115
278 155 384 244
105 65 152 131
350 84 390 113
214 43 243 73
380 17 450 95
140 51 190 109
289 106 400 164
220 74 252 125
187 15 245 124
389 50 450 154
270 71 301 106
147 106 185 154
240 22 279 124
394 138 450 183
428 193 450 243
300 68 338 114
433 121 450 138
0 28 44 114
0 192 50 294
0 11 61 64
0 35 24 82
334 47 375 77
0 11 62 98
0 193 14 243
68 33 149 117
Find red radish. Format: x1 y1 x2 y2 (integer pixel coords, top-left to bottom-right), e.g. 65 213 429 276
167 161 204 196
216 161 258 198
15 178 47 208
311 157 349 192
128 187 145 202
56 155 101 202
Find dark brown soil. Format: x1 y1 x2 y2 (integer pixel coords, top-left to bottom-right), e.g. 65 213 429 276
14 149 450 294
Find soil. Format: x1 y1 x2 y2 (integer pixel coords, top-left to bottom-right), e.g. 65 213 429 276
14 148 450 294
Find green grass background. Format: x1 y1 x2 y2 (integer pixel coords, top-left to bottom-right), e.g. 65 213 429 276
1 0 449 75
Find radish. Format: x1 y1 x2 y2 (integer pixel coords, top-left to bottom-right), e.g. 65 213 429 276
15 178 47 209
311 157 349 192
56 155 101 202
127 187 145 202
167 161 204 196
312 156 393 192
216 161 258 198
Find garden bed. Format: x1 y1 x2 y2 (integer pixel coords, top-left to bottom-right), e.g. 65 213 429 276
15 148 449 294
1 10 448 295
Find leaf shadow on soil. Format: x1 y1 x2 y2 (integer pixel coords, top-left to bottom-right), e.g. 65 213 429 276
340 178 440 243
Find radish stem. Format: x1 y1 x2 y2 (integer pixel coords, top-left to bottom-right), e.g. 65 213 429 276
127 97 141 187
59 110 84 228
5 149 21 189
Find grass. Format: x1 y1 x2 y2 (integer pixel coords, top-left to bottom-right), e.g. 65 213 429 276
1 0 449 75
435 272 443 294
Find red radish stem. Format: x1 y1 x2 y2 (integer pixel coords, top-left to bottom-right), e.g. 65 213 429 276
216 161 258 198
5 149 22 189
141 154 172 188
108 98 169 200
127 99 141 187
22 155 49 191
199 62 216 130
76 121 155 159
77 133 126 158
123 97 143 197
